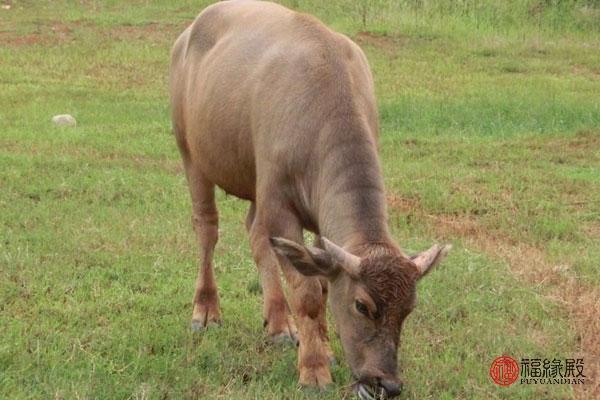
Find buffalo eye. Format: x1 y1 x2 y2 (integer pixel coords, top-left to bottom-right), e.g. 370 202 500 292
355 300 370 317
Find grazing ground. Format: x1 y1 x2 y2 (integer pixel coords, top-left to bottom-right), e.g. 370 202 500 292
1 1 599 399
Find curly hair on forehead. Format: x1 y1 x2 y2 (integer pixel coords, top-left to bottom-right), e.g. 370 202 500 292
358 255 419 311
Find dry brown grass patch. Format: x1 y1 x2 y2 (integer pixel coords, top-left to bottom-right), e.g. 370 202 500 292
387 193 600 398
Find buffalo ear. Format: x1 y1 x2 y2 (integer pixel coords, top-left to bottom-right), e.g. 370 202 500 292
411 244 452 278
270 237 339 278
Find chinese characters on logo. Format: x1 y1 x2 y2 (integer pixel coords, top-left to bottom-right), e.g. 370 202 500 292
490 356 585 386
520 358 586 384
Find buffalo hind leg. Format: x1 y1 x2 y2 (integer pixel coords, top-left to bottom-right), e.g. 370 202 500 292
186 167 221 331
248 203 297 343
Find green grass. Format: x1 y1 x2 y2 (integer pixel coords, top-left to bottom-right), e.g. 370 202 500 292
1 1 599 399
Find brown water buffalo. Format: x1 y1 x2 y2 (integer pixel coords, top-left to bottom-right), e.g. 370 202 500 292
169 1 450 397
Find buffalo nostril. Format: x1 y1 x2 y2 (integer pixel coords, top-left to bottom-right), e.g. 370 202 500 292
380 379 402 398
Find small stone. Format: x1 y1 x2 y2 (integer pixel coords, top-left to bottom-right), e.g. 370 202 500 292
1 5 11 10
52 114 76 127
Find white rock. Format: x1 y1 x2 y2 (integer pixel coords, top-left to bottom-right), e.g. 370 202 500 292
52 114 77 127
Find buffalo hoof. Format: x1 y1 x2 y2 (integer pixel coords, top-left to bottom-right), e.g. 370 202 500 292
190 317 221 332
264 316 298 346
191 301 221 332
267 331 298 346
328 354 337 366
300 383 332 395
299 364 332 389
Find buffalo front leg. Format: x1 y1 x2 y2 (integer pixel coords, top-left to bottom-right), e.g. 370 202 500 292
252 207 331 386
258 211 332 387
186 168 221 331
280 259 333 388
317 277 335 365
314 236 334 364
249 211 297 343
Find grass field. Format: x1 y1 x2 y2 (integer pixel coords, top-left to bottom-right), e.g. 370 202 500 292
1 0 599 399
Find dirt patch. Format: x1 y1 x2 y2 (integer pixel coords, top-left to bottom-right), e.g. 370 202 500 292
541 129 600 150
572 65 600 79
0 20 186 48
0 32 48 46
584 221 600 240
106 22 160 41
354 31 406 55
49 22 73 34
388 193 600 398
103 22 188 43
0 21 76 47
387 194 419 214
526 129 600 165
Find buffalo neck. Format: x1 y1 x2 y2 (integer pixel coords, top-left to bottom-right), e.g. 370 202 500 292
314 117 392 254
